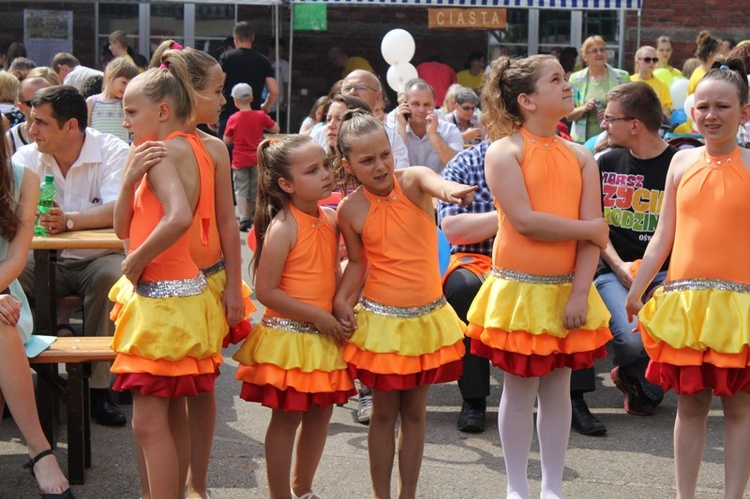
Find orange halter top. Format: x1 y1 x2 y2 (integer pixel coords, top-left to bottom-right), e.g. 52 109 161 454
264 203 338 317
182 134 222 269
361 175 442 307
492 128 581 275
669 147 750 284
129 131 212 282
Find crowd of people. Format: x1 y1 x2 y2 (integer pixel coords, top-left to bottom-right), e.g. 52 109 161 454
1 21 750 499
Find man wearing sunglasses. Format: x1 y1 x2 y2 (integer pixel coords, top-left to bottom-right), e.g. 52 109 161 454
5 76 50 155
595 82 678 418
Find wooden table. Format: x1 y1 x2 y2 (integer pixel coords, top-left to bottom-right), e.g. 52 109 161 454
30 229 123 483
29 337 116 485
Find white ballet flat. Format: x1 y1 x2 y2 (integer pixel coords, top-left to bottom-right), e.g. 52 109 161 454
291 490 321 499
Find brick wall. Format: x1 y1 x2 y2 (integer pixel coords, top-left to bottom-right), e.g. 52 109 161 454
624 1 750 74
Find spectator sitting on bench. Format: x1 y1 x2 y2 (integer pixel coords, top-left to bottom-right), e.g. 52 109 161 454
13 85 129 427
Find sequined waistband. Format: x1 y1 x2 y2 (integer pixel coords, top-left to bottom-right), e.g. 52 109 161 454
492 267 574 285
663 278 750 294
261 316 319 334
359 296 447 318
202 260 225 277
136 273 207 298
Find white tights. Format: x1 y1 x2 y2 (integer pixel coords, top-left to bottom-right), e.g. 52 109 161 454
498 368 572 499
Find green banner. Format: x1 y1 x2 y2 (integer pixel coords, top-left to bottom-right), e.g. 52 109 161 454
293 4 327 31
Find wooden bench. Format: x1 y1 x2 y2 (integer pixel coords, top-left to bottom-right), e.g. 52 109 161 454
29 336 116 485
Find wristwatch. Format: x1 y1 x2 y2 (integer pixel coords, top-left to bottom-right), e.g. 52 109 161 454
65 214 74 230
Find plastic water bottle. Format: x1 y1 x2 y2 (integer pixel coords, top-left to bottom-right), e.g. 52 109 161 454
34 174 57 237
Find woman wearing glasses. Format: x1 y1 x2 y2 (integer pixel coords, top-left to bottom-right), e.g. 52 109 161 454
444 86 485 145
566 36 630 144
631 45 672 118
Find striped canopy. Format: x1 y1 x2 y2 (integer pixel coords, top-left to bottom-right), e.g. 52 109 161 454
293 0 641 8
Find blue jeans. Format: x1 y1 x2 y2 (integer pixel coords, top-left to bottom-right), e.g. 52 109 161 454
594 270 667 368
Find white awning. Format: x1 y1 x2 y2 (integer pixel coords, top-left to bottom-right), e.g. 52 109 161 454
292 0 641 9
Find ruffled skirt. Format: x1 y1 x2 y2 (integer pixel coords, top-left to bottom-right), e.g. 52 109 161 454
638 280 750 396
233 317 355 412
109 275 225 397
466 271 611 377
202 264 257 347
344 297 466 391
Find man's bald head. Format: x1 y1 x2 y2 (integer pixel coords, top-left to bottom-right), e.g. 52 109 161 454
341 70 381 110
18 77 51 119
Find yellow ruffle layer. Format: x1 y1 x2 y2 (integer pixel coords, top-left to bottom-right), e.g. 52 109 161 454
205 268 257 325
638 287 750 366
467 275 611 337
347 302 466 356
108 275 225 361
233 323 349 373
235 363 354 393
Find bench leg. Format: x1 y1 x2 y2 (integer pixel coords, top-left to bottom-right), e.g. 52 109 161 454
83 363 92 469
35 365 59 450
66 362 86 485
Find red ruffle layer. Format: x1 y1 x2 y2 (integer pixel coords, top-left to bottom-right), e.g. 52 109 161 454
113 371 218 398
646 361 750 396
348 359 463 391
223 319 252 348
471 340 607 377
239 383 356 412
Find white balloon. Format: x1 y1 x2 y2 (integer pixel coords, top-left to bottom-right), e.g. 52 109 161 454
670 78 689 111
683 93 695 119
381 29 416 66
386 62 418 93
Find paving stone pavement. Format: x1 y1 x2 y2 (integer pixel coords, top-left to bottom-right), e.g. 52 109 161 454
1 239 739 498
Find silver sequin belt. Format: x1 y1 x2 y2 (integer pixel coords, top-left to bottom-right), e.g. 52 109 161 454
261 316 320 334
202 260 225 277
663 278 750 294
359 296 447 318
136 273 207 298
492 266 574 285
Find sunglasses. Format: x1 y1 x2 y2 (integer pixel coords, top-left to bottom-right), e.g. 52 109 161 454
587 47 607 55
460 105 476 112
639 57 658 64
21 100 33 107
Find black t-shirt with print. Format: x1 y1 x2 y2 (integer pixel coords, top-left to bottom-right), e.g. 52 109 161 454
595 145 677 276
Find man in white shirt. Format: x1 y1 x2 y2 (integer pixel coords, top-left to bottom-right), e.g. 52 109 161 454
396 78 463 173
331 69 410 169
13 85 128 427
51 53 103 93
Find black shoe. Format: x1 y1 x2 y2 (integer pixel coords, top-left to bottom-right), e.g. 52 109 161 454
571 398 606 436
23 449 76 498
90 389 127 427
457 400 486 433
238 219 253 232
611 367 657 416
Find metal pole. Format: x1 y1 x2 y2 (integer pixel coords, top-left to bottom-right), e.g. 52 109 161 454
287 2 294 133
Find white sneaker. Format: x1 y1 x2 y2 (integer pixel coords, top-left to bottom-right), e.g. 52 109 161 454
357 394 372 425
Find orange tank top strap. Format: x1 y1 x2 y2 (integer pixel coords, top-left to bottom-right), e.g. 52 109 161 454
265 203 338 318
163 130 215 250
361 175 443 307
441 252 492 286
669 147 750 283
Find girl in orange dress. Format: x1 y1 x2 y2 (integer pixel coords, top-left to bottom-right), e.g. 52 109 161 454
626 59 750 498
466 55 611 498
148 41 257 499
332 110 475 499
110 59 225 498
233 135 355 499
